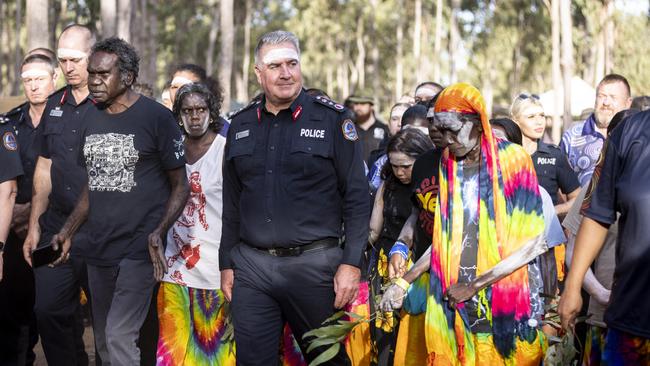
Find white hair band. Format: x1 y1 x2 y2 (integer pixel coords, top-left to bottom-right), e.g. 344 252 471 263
21 69 51 79
57 48 88 60
262 48 300 65
171 76 194 87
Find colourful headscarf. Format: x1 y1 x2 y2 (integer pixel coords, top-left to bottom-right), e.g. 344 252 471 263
424 83 545 364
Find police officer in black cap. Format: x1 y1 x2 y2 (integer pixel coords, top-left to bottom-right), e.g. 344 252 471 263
220 30 370 365
345 94 388 163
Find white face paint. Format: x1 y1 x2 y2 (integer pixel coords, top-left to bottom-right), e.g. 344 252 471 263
262 48 300 65
388 151 416 185
57 48 88 60
21 69 51 79
171 76 194 88
182 113 210 136
433 112 481 158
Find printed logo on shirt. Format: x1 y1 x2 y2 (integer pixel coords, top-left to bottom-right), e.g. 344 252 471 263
342 119 358 141
537 157 556 165
49 107 63 117
416 175 439 236
235 130 250 140
176 171 209 230
84 133 139 192
2 131 17 151
300 128 325 139
174 137 184 160
373 127 385 140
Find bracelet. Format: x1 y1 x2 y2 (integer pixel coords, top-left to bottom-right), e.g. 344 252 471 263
388 240 409 261
393 277 410 291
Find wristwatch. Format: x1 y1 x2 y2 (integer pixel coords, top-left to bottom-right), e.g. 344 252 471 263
0 241 5 252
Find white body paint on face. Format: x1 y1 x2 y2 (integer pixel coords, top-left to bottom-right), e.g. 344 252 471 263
57 48 88 59
171 76 194 88
389 151 416 185
21 69 51 79
182 113 210 137
262 48 300 65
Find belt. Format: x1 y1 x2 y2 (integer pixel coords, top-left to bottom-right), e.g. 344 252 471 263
251 238 339 257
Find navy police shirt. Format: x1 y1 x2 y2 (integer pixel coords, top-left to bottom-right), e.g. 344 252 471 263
0 123 23 183
582 109 650 338
220 90 370 269
532 141 580 204
4 103 43 203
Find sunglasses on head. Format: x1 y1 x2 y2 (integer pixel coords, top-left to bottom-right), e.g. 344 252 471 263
518 93 540 100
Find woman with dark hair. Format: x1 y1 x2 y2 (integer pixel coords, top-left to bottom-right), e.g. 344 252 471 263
366 128 433 365
155 82 234 365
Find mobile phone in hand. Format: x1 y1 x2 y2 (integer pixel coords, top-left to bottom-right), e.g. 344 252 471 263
31 244 63 268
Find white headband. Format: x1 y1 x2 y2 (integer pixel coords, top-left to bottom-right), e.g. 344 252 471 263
262 48 300 65
21 69 51 79
57 48 88 60
171 76 194 87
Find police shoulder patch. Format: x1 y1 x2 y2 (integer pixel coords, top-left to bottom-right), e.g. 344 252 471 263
314 95 345 112
341 119 358 141
229 99 261 119
2 131 18 151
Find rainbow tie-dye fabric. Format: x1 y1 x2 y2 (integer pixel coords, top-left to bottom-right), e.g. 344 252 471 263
425 83 545 365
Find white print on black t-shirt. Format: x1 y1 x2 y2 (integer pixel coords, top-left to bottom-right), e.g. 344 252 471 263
84 133 139 192
174 137 184 159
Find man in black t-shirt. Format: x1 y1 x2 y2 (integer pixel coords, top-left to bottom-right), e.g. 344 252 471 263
560 109 650 358
346 94 388 163
51 37 189 365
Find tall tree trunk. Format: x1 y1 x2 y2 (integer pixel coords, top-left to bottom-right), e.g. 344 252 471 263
433 0 443 82
236 0 252 102
395 0 404 100
12 0 23 95
117 0 132 42
219 0 234 112
325 37 334 98
369 0 380 108
603 0 614 74
355 14 365 91
145 0 158 89
27 0 50 51
206 0 219 76
449 0 460 84
510 8 524 97
100 0 117 38
547 0 563 144
0 1 7 94
413 0 422 77
560 0 573 130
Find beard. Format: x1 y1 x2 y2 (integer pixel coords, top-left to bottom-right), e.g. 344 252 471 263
595 108 615 128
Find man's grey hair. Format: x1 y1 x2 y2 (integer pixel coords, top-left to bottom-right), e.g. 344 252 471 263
254 30 300 65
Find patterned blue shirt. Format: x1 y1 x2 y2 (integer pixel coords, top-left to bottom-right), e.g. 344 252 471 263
560 114 605 186
367 153 388 192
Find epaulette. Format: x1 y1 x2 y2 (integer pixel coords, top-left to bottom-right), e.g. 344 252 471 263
313 95 345 112
228 99 261 119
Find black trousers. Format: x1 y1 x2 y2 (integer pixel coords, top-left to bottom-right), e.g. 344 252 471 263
231 244 350 366
0 231 36 366
33 250 88 366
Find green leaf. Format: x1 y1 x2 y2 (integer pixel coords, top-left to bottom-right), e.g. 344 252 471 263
321 310 346 325
302 323 355 340
308 343 341 366
345 311 364 320
306 336 341 354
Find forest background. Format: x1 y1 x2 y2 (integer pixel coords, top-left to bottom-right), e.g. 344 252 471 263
0 0 649 140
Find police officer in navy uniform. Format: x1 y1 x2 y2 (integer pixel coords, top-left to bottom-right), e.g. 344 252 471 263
531 140 580 207
0 51 59 366
22 24 96 365
345 94 388 164
0 121 26 365
220 30 370 366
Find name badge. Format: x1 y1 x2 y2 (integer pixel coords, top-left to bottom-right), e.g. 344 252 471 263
235 130 250 140
49 108 63 117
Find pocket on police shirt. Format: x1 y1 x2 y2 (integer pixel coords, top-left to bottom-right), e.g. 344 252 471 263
288 138 332 177
42 122 64 155
226 130 261 179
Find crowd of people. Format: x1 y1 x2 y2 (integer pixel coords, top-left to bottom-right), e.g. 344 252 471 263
1 25 649 366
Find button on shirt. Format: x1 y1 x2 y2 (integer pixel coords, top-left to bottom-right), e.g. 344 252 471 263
220 90 370 269
39 86 96 235
582 110 650 338
532 141 580 204
5 103 44 203
560 114 605 186
0 124 23 183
